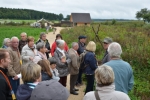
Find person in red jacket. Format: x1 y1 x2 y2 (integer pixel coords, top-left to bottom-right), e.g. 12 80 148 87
51 34 68 56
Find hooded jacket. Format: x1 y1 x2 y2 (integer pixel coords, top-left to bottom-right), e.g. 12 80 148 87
16 84 34 100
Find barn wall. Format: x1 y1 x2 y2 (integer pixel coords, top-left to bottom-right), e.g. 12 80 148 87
70 16 73 22
76 23 90 26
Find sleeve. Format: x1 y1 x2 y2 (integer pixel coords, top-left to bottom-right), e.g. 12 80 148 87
7 50 17 77
88 54 97 70
0 79 7 100
128 67 134 91
21 48 30 61
70 54 78 70
54 51 66 68
51 42 56 56
65 52 71 64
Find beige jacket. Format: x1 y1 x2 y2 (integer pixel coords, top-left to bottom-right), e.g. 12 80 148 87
83 84 130 100
7 47 21 77
68 48 80 75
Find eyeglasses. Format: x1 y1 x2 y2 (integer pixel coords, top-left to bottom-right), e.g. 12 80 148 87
103 42 108 44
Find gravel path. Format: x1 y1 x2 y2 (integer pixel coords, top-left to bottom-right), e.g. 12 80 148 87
46 27 85 100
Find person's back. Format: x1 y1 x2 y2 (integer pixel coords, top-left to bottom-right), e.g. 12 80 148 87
105 59 134 94
83 86 130 100
16 84 34 100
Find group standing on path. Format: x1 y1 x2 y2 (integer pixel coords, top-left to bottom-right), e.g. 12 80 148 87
0 30 134 100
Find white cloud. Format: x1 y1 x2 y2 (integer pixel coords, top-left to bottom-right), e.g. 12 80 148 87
0 0 150 19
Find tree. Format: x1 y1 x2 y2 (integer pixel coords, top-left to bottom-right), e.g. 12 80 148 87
58 13 64 20
136 8 150 23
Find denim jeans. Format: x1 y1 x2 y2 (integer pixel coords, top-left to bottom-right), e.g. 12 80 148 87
9 77 20 95
85 74 94 94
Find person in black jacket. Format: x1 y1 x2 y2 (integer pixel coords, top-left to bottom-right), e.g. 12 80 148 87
36 32 51 58
76 35 87 86
0 49 12 100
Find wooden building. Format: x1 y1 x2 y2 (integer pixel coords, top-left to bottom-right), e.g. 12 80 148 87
70 13 92 26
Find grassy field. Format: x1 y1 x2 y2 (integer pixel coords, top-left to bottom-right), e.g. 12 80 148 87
61 21 150 100
0 25 51 47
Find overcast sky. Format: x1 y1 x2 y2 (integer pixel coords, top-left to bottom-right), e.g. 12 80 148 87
0 0 150 19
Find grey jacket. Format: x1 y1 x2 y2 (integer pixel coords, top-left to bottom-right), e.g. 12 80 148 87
54 49 71 77
68 48 80 75
102 50 110 64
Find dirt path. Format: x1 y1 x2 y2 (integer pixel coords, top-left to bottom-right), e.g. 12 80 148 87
46 27 85 100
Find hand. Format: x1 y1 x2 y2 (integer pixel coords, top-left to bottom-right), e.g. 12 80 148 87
29 57 33 60
61 58 66 63
13 75 18 80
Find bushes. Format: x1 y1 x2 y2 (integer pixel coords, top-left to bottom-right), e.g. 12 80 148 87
61 22 150 99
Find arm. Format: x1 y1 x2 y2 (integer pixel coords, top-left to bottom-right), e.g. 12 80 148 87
128 67 134 91
65 52 71 64
21 49 30 61
7 50 17 77
0 79 7 100
88 54 97 70
54 52 66 68
51 42 56 56
70 53 78 70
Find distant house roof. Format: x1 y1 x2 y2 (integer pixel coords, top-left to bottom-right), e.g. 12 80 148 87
71 13 92 23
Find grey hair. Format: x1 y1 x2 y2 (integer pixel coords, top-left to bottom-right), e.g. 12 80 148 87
107 42 122 58
11 36 19 41
40 32 46 39
56 40 65 47
20 32 27 36
48 57 57 65
71 42 78 48
95 65 114 85
36 42 45 51
3 38 10 45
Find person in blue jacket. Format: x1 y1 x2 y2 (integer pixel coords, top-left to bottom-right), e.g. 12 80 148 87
104 42 134 94
83 41 98 94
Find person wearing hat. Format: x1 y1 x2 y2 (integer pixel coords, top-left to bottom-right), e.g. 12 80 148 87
30 80 69 100
102 37 113 64
76 35 87 86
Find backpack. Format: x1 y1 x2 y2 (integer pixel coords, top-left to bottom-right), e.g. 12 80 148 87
79 51 88 70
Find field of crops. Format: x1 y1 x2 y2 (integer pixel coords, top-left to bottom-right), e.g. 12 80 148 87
61 21 150 100
0 25 48 47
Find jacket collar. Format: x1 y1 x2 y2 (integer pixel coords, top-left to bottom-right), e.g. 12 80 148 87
0 67 8 74
96 83 115 92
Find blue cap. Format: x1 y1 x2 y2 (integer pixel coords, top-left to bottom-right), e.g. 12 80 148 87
78 35 87 39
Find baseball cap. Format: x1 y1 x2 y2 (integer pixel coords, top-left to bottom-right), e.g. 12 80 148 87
78 35 87 39
30 80 69 100
103 37 113 44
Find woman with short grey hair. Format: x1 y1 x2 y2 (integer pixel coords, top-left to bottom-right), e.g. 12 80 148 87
54 39 71 87
83 65 130 100
2 38 11 48
33 42 47 63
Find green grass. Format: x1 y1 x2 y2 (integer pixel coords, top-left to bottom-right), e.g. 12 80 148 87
0 25 50 47
61 21 150 100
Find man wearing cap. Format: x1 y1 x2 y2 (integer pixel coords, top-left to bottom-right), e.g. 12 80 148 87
30 80 69 100
102 37 113 64
76 35 87 86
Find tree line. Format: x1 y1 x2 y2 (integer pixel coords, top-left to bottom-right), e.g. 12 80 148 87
0 7 64 20
136 8 150 23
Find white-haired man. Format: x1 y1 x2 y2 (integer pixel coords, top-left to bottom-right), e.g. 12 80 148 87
68 42 80 95
18 32 27 53
7 37 21 94
104 42 134 94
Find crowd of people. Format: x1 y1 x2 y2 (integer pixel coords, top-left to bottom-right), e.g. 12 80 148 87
0 32 134 100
